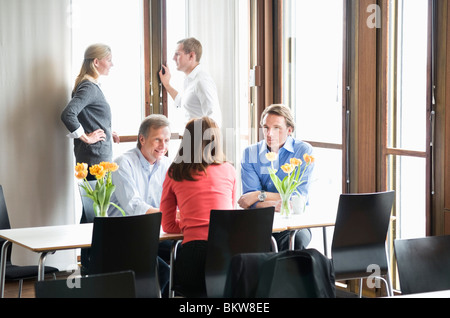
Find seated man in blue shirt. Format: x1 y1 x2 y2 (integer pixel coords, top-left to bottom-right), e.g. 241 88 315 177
108 114 172 296
238 104 314 251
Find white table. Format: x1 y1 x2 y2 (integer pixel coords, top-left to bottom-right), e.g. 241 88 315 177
0 223 182 298
0 213 335 298
0 223 92 297
272 212 336 255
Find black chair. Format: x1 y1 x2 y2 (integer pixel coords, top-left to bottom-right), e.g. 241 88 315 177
35 270 136 298
88 213 162 298
78 180 97 274
394 235 450 295
331 191 395 297
255 249 335 298
225 249 335 298
0 185 58 297
205 207 275 298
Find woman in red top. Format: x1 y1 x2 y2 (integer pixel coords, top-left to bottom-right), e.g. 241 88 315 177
160 117 236 297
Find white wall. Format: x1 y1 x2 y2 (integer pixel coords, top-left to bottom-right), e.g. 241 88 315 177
0 0 76 269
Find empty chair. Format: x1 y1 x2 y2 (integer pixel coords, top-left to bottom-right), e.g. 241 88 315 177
256 249 335 298
225 249 335 298
331 191 395 297
394 235 450 295
0 185 58 297
205 207 275 298
88 213 162 298
35 270 136 298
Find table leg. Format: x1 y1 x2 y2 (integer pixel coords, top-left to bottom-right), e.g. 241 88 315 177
38 251 54 281
289 230 298 250
271 236 278 252
322 227 329 257
169 240 181 298
0 241 11 298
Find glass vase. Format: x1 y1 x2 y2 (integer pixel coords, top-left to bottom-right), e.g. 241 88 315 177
93 202 109 217
280 193 293 218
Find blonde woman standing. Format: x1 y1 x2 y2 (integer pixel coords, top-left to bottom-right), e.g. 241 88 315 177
61 43 119 180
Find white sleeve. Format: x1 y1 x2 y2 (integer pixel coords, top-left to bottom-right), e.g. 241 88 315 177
66 125 85 139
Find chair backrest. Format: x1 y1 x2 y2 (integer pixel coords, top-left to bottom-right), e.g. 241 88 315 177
0 185 11 231
78 180 97 223
205 207 275 298
394 235 450 295
89 213 162 298
256 249 336 298
0 185 12 262
331 191 395 279
35 270 136 298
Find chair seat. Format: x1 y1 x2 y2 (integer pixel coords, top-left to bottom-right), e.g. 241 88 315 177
5 263 58 280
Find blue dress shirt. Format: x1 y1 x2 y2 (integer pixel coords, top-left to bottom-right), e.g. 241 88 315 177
240 136 314 206
108 147 171 216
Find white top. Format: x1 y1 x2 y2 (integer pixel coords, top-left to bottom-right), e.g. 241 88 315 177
174 64 222 126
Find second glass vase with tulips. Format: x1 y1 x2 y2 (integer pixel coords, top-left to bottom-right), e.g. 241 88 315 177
75 162 125 217
266 152 314 218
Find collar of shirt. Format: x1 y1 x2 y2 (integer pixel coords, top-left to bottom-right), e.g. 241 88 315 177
134 147 159 174
186 64 202 81
258 135 295 158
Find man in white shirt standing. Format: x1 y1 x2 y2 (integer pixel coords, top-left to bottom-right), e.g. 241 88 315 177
159 37 222 126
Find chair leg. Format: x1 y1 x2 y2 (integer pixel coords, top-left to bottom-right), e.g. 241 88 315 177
358 279 363 298
169 240 181 298
377 276 393 297
271 236 278 252
18 279 23 298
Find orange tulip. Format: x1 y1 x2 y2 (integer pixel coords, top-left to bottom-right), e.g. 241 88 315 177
89 164 106 179
100 161 119 172
303 154 315 164
265 152 277 162
290 158 302 166
74 163 88 180
281 163 295 174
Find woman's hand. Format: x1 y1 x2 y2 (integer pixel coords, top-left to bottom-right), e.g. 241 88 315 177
80 129 106 144
112 131 120 144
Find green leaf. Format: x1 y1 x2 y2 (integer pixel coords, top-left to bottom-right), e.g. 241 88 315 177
110 202 126 216
98 185 106 207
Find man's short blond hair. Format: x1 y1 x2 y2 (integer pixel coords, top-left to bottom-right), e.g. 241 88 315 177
177 37 202 62
260 104 295 132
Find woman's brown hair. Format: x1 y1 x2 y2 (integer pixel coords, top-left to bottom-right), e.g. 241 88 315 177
168 117 226 181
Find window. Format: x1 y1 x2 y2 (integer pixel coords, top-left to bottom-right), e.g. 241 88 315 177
386 0 430 240
282 0 344 215
165 0 186 161
71 0 145 157
282 0 345 251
